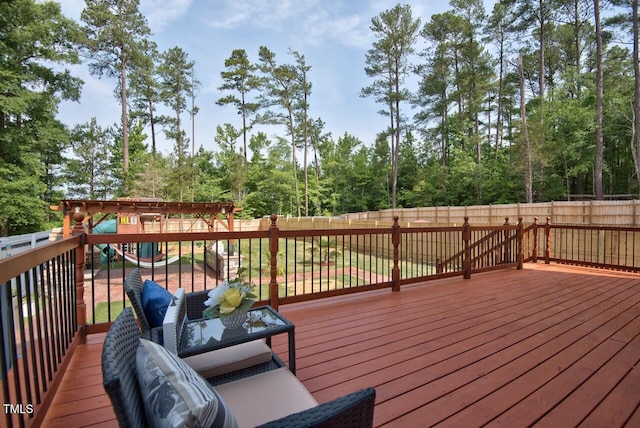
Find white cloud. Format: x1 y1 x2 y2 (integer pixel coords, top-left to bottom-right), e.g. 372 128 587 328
207 0 303 30
304 13 371 49
58 0 193 33
141 0 193 32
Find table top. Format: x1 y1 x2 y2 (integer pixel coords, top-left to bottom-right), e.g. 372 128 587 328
178 305 294 358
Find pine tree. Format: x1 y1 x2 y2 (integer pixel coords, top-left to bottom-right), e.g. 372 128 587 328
216 49 261 159
158 46 198 202
361 4 420 209
80 0 151 177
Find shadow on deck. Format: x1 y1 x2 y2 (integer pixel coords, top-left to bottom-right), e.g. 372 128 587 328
42 263 640 427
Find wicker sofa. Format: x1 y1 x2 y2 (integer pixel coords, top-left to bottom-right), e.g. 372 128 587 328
103 307 376 427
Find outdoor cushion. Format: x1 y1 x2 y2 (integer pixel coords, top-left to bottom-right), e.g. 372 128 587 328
136 338 238 428
215 367 318 427
183 340 273 378
142 279 172 328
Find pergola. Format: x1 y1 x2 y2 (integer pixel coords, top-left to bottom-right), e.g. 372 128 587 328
51 199 238 238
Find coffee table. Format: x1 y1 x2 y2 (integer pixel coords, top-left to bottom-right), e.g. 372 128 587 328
178 305 296 374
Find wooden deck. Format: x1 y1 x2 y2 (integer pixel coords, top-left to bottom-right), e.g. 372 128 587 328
41 263 640 427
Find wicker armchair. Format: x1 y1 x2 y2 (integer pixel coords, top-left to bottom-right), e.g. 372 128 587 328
102 307 146 428
102 308 376 428
123 268 152 337
124 268 210 339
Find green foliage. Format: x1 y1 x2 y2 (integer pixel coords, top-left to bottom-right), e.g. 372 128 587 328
306 237 342 265
64 118 113 199
4 0 640 231
0 0 82 234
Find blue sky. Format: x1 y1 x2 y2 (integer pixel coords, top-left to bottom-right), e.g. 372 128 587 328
57 0 496 155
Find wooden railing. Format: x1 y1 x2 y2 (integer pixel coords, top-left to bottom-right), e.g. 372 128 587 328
0 236 83 428
544 221 640 271
3 214 640 427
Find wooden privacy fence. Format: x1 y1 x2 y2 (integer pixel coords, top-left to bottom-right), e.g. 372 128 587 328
343 200 640 226
103 200 640 236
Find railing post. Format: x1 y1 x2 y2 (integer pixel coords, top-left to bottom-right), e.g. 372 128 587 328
463 217 471 279
532 217 539 263
503 217 511 263
72 210 86 335
517 217 524 269
392 215 401 292
544 217 551 264
268 214 280 310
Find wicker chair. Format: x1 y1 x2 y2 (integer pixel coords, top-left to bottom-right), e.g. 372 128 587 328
102 308 376 428
123 269 153 338
102 307 146 428
124 268 210 339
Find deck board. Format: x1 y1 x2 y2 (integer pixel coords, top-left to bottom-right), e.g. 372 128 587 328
40 264 640 427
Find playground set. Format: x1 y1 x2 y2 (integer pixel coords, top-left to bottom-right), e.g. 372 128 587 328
51 198 238 267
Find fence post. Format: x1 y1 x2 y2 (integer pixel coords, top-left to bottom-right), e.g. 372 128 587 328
463 217 471 279
532 217 539 262
72 210 86 335
392 215 401 292
517 217 524 269
268 214 280 310
544 217 551 264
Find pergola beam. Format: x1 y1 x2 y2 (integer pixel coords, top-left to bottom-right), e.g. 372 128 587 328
51 199 238 237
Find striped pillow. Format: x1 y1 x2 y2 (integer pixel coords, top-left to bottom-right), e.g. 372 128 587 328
136 339 237 428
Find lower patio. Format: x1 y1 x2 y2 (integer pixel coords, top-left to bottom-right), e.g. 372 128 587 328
42 263 640 427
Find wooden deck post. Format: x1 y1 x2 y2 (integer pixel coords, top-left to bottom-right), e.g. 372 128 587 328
268 214 280 310
517 217 524 269
544 217 551 264
532 217 539 263
503 217 511 263
392 215 400 292
72 210 86 336
463 217 471 279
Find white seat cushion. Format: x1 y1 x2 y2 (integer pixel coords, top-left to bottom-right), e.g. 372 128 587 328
215 367 318 427
183 340 273 378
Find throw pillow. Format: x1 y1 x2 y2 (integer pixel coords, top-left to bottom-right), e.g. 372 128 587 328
136 339 238 428
142 279 171 328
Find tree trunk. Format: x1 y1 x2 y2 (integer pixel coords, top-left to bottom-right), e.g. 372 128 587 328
441 89 447 166
496 37 504 159
538 0 545 113
394 64 402 210
121 55 129 175
288 110 301 217
241 89 248 160
634 0 640 197
148 99 157 154
519 53 533 203
594 0 604 199
388 69 397 209
303 89 309 216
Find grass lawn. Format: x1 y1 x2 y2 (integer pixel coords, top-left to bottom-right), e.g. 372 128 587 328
92 300 130 324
